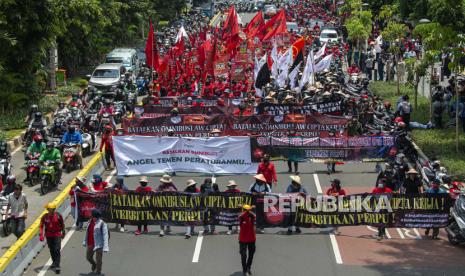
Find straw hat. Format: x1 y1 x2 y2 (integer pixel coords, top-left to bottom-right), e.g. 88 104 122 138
284 95 295 100
160 174 173 183
210 128 222 134
290 175 301 185
406 168 418 174
139 176 149 183
254 174 267 182
227 180 237 187
323 91 331 97
186 179 197 187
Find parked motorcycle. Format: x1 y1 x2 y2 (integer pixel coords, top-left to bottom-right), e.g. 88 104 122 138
62 143 79 173
446 194 465 245
0 196 11 236
81 132 96 157
0 158 11 188
40 160 58 195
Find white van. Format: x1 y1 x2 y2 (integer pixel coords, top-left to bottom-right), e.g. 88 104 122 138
105 48 139 75
319 29 339 43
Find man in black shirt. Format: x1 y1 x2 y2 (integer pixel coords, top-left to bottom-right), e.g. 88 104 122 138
403 169 423 194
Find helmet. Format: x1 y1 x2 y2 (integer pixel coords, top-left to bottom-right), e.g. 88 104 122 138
34 112 42 120
394 117 403 123
46 141 54 148
6 175 16 185
76 176 87 185
68 125 75 132
58 101 65 107
45 202 57 209
442 175 451 184
33 135 43 142
398 122 406 128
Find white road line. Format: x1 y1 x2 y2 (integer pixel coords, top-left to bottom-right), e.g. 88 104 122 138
313 173 322 194
105 169 117 182
413 228 422 239
385 229 392 239
37 229 76 276
192 231 204 263
396 228 405 239
11 145 23 155
329 234 343 264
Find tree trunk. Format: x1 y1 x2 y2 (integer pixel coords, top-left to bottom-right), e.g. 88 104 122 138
49 40 57 92
396 54 400 95
456 69 460 153
414 72 419 109
429 61 434 122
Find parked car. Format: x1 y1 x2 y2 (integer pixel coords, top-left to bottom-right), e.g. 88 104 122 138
105 48 139 75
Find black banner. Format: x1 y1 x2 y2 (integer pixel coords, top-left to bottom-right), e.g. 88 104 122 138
257 101 343 116
76 192 452 228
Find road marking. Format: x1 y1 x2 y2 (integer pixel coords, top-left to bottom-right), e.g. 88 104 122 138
313 173 322 194
37 229 76 276
413 228 422 239
11 145 22 155
396 228 405 239
192 231 204 263
329 234 343 264
105 169 117 182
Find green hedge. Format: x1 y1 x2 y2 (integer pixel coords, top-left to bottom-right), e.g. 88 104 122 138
369 81 465 180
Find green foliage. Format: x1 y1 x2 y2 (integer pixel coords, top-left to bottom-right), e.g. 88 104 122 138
370 81 465 180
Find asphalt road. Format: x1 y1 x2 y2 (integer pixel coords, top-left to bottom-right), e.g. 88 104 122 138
23 161 465 276
0 144 99 255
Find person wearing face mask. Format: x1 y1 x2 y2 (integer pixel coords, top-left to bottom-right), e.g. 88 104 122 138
249 174 271 234
371 179 392 241
184 179 200 239
424 179 447 239
135 176 152 235
376 163 397 191
61 125 83 168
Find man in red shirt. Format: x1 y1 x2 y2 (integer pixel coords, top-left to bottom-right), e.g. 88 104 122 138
135 176 153 235
91 174 108 192
40 202 65 274
100 125 114 170
69 176 89 230
239 204 256 276
256 154 277 188
371 179 392 241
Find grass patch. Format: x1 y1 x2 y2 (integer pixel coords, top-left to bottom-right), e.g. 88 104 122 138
4 129 24 140
370 81 465 180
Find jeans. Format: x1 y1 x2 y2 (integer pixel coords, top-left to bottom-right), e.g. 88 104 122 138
287 161 298 172
47 237 61 267
203 224 215 233
239 242 256 273
86 247 103 274
186 225 195 235
10 217 26 239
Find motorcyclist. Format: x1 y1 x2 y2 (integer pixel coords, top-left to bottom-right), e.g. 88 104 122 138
2 175 16 196
24 104 39 124
61 126 83 168
26 135 46 160
53 101 70 118
28 112 47 135
99 99 116 127
39 141 62 183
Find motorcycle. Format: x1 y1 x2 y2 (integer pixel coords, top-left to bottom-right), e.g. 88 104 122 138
40 160 58 195
113 101 126 124
62 143 79 173
25 152 41 187
445 194 465 245
98 112 113 135
81 132 96 157
126 90 137 113
0 158 11 188
136 76 147 95
50 116 68 138
0 196 11 236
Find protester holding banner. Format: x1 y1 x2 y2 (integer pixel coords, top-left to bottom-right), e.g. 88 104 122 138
286 175 307 234
403 169 423 194
201 178 219 235
249 174 271 234
91 174 108 193
135 176 152 236
225 180 241 235
256 154 277 188
239 204 256 276
371 180 392 241
184 179 200 239
425 179 447 239
110 176 128 232
157 175 177 236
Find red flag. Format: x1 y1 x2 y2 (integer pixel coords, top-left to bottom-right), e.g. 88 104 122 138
291 36 305 59
222 5 240 41
262 9 287 41
145 20 159 70
244 11 264 39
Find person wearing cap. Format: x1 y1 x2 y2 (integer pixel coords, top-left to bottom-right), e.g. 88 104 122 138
69 176 89 230
403 168 423 194
83 209 109 275
239 204 256 276
225 180 241 235
40 202 65 274
157 174 177 236
286 175 307 234
201 178 219 235
100 125 115 170
184 179 200 238
91 174 108 193
424 179 447 239
111 176 128 232
135 176 153 235
371 179 392 240
249 174 271 233
256 154 277 188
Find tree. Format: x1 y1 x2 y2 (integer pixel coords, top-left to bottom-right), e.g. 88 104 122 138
381 20 407 95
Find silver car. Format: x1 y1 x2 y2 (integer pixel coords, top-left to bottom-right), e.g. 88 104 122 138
87 63 126 92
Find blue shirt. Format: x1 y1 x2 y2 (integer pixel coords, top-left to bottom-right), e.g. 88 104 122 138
61 131 83 145
426 187 447 194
